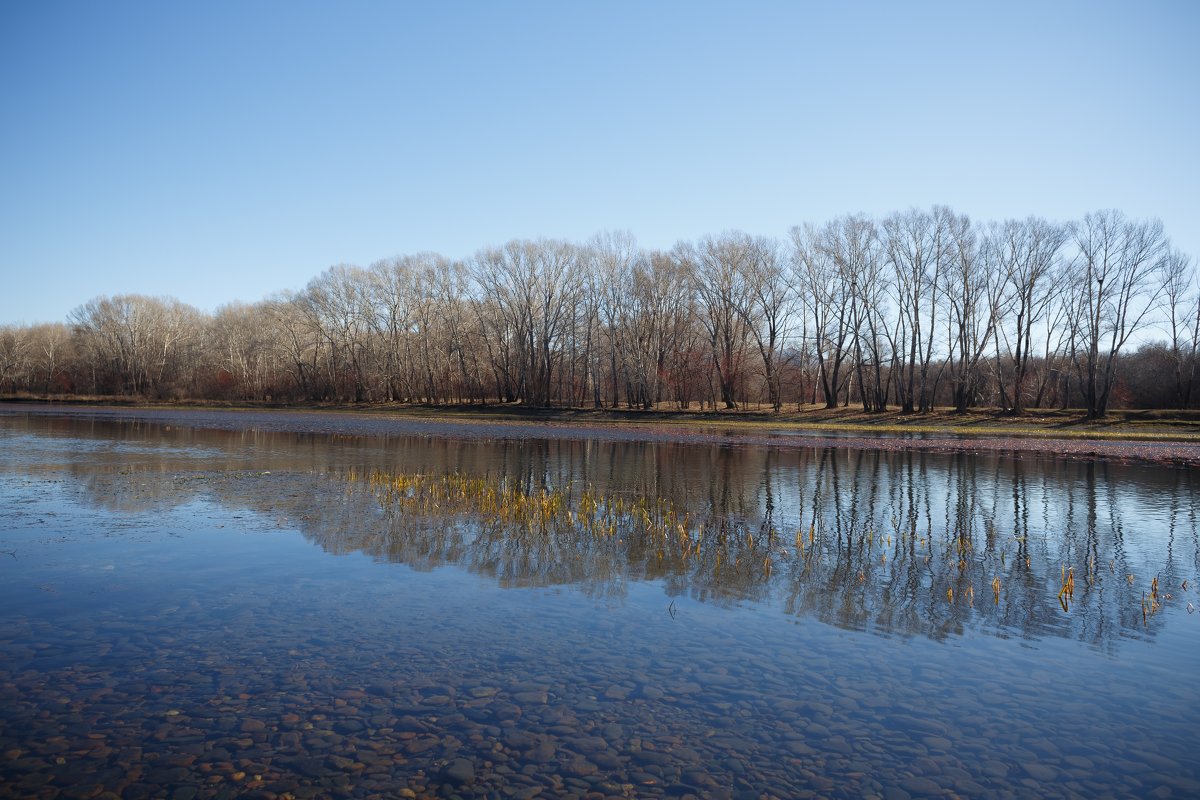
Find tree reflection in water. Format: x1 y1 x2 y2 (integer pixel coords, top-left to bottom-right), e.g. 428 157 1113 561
6 413 1197 651
296 446 1196 651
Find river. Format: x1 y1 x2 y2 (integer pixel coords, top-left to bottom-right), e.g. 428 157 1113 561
1 406 1197 799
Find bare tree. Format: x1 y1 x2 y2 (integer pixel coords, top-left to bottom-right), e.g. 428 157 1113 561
884 208 951 412
305 265 373 401
409 256 456 402
1066 210 1168 418
681 233 754 409
738 236 793 411
986 218 1069 412
791 224 851 409
430 260 476 403
0 326 31 393
24 323 72 394
590 231 642 407
367 256 418 401
262 292 322 400
1161 248 1198 407
471 240 579 407
941 211 1003 412
69 295 202 397
821 216 889 412
616 250 695 409
210 303 274 399
8 213 1196 413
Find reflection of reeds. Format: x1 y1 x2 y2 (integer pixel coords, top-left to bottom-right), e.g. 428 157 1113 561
1057 565 1075 612
1142 576 1163 625
338 468 1182 634
348 467 775 590
352 467 699 545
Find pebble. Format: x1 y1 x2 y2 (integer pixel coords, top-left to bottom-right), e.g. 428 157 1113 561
1022 762 1058 782
899 776 943 794
441 757 476 786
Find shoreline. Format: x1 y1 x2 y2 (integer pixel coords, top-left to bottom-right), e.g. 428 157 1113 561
5 400 1200 467
4 395 1200 437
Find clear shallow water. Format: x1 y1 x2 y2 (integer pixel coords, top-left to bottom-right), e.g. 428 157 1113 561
0 410 1197 799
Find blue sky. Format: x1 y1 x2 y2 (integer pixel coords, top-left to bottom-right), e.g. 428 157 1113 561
1 0 1197 325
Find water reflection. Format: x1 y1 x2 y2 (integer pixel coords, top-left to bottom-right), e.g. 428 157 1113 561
2 412 1196 652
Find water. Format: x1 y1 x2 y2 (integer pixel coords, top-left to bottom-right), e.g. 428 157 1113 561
0 408 1197 799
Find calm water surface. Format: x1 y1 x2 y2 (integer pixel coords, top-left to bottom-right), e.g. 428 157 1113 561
0 408 1197 799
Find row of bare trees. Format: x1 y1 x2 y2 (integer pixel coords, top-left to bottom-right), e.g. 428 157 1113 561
2 208 1196 417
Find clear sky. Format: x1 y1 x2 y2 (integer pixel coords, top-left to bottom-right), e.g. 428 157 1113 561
1 0 1197 325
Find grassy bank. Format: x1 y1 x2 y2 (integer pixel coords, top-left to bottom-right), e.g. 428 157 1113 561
5 395 1200 442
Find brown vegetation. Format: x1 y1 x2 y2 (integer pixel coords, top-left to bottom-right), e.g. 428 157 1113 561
1 208 1196 417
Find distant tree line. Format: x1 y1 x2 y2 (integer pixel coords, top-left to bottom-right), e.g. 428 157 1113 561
1 208 1196 418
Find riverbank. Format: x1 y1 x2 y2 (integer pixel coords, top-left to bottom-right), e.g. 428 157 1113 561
4 400 1200 466
4 396 1200 442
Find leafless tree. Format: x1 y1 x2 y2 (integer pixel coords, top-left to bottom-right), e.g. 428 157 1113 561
1066 210 1168 418
821 215 890 411
791 224 851 409
69 295 202 397
210 303 275 399
429 260 476 403
367 256 419 401
408 256 458 402
884 207 951 412
614 250 695 409
1161 248 1198 407
738 236 793 411
305 265 373 401
941 211 1003 412
23 323 73 394
263 292 321 400
0 326 31 392
681 233 755 409
589 231 642 408
985 218 1069 412
6 212 1196 413
471 240 579 407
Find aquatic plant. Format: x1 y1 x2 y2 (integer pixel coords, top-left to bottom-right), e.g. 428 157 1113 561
335 468 1188 638
1057 565 1075 612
